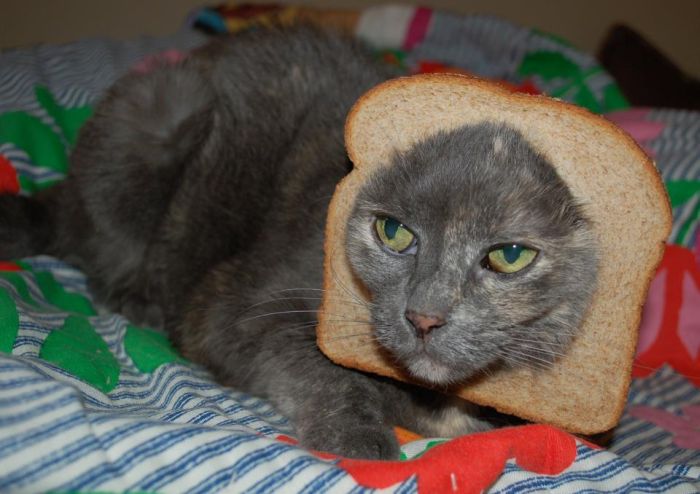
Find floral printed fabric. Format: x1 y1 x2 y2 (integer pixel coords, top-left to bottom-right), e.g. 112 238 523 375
0 5 699 493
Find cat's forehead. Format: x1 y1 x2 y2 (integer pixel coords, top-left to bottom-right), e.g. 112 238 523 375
366 125 553 210
355 122 581 247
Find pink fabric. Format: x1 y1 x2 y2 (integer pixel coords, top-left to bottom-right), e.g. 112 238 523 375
132 50 187 74
629 405 700 450
605 109 665 157
402 7 433 51
637 269 667 355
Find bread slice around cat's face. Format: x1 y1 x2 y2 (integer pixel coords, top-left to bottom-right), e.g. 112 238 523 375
317 73 671 434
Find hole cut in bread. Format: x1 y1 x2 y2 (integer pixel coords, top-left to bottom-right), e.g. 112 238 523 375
317 74 671 434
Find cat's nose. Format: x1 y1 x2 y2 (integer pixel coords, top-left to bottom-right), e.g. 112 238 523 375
405 310 446 337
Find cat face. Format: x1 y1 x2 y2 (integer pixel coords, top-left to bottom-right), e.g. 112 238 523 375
345 123 598 386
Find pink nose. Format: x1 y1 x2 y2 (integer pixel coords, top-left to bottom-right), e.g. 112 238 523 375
405 310 446 337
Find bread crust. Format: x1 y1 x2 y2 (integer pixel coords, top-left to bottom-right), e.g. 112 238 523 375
318 73 672 433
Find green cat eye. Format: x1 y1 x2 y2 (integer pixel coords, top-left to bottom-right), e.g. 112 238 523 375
487 244 537 274
375 217 416 253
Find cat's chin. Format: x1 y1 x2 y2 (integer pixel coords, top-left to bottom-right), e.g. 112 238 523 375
405 354 460 386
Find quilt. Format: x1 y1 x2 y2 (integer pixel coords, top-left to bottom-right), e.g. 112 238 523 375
0 4 699 493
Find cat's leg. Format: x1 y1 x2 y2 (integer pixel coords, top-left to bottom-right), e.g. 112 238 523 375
265 350 493 458
282 356 403 460
177 247 499 459
293 369 496 457
176 271 402 459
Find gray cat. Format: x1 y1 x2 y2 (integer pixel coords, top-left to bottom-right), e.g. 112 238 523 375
0 26 597 459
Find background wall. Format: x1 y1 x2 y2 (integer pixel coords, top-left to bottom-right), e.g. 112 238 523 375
2 0 699 77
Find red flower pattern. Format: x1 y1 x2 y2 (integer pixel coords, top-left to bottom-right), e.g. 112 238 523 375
0 155 19 194
634 245 700 385
279 424 578 493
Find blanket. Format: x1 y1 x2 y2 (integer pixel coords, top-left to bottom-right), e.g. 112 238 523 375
0 4 699 493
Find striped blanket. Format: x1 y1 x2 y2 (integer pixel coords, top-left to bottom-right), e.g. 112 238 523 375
1 5 699 493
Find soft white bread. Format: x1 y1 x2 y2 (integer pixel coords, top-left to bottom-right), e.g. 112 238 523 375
317 73 672 434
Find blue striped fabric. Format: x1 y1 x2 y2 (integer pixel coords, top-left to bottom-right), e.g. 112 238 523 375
2 275 698 491
406 13 528 79
1 15 699 494
646 109 700 247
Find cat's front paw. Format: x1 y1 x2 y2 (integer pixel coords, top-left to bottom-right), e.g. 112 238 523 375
301 425 400 460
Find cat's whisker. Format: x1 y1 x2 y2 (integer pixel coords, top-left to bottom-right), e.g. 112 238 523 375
232 296 321 317
514 322 576 335
321 331 374 340
502 357 550 373
231 295 371 319
275 321 320 332
318 296 378 310
266 287 326 294
507 336 570 350
511 350 557 368
494 348 544 368
480 365 495 379
232 303 381 327
234 309 321 325
327 244 376 310
513 328 577 343
311 194 334 204
320 320 376 327
497 349 554 371
324 311 378 330
282 320 378 334
234 310 379 338
506 345 566 360
312 332 378 344
280 337 379 358
506 341 569 360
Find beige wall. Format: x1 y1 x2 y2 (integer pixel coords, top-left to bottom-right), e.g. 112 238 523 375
2 0 699 77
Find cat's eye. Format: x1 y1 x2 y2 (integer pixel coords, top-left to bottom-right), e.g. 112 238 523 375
485 244 537 274
375 217 416 254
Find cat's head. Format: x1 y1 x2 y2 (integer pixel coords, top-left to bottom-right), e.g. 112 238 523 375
345 123 598 386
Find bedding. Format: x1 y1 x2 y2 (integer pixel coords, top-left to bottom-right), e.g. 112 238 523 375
0 4 699 493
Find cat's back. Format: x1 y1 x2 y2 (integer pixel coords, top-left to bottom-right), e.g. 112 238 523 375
195 26 391 125
57 25 391 326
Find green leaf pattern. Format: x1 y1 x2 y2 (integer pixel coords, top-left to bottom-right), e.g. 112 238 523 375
39 315 120 394
0 86 92 193
0 289 19 353
666 181 700 246
517 50 629 113
124 325 184 373
0 264 184 392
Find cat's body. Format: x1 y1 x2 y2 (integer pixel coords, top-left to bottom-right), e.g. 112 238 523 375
0 26 597 459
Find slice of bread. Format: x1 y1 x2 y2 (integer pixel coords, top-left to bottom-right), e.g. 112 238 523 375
317 73 672 434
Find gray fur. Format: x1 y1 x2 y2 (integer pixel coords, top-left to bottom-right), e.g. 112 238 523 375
346 124 598 385
0 26 597 459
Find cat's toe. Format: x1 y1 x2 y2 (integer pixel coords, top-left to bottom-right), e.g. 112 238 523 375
302 425 400 460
